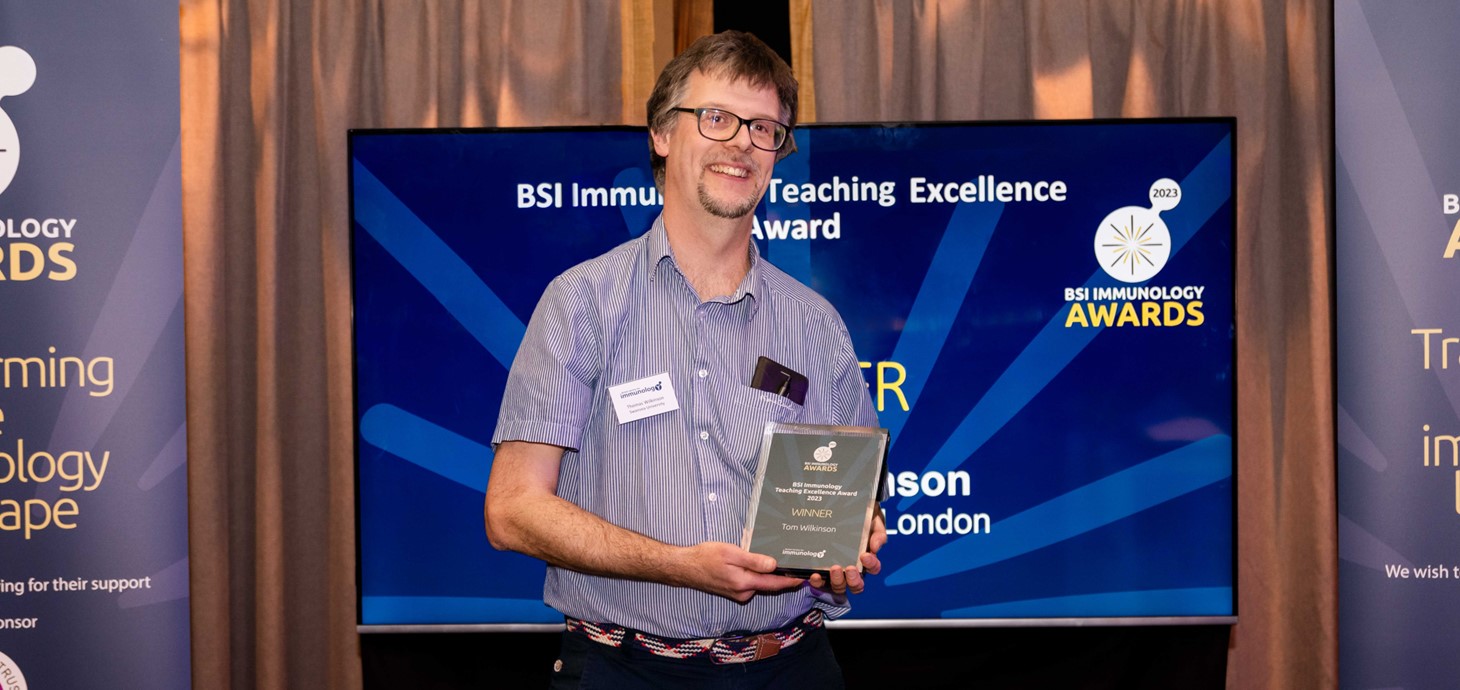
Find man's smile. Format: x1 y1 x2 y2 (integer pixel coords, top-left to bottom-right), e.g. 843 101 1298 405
708 163 749 178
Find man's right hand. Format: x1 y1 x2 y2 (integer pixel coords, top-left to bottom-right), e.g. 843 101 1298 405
673 541 805 604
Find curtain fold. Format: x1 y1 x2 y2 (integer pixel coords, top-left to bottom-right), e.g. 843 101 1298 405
807 2 1334 688
180 2 622 688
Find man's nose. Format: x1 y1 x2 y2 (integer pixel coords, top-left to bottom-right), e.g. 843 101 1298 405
726 122 755 150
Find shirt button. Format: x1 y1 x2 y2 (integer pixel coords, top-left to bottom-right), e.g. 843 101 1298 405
698 369 708 378
699 431 709 441
708 493 718 502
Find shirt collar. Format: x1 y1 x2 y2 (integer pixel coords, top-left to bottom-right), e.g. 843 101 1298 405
646 214 763 319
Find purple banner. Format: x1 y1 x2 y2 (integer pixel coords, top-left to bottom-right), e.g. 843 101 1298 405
0 1 188 687
1337 1 1460 687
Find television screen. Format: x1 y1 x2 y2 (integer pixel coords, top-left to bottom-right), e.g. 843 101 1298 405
350 119 1236 629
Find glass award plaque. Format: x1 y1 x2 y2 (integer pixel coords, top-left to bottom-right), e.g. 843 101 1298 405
741 422 889 577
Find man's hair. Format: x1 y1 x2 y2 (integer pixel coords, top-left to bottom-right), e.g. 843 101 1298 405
646 31 798 191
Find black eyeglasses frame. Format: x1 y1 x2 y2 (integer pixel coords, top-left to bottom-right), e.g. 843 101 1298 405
670 107 790 152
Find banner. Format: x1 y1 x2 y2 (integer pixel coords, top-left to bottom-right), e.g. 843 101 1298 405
1337 1 1460 687
0 2 189 688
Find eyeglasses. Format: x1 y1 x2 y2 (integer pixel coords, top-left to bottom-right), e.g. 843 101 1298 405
671 107 790 152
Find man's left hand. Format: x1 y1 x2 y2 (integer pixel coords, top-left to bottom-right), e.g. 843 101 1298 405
808 509 886 596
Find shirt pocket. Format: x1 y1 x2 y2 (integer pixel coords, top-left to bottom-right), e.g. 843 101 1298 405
724 384 805 473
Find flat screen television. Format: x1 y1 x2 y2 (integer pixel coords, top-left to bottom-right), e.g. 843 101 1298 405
350 119 1236 630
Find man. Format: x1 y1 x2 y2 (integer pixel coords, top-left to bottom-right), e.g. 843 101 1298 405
485 31 883 688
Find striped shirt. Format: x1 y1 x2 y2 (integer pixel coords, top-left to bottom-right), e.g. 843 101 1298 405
492 215 878 639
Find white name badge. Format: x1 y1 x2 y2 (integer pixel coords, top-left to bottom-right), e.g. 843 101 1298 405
608 372 680 424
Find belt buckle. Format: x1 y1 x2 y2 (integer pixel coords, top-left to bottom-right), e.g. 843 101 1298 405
750 633 782 661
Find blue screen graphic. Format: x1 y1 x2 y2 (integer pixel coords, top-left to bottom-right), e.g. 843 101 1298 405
351 121 1235 626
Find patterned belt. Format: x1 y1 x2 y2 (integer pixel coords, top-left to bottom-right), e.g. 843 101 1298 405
565 608 825 665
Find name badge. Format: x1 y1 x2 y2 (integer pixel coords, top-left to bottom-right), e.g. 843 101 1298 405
608 372 680 424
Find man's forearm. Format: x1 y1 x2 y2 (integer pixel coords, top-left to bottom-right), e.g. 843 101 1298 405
484 439 803 602
485 488 687 585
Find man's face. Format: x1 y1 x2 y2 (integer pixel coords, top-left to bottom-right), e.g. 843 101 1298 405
652 70 783 221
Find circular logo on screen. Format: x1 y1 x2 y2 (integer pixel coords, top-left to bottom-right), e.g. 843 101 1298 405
0 650 29 690
0 46 38 197
1093 179 1180 283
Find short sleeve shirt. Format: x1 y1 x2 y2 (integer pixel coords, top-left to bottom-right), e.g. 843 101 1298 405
492 215 878 639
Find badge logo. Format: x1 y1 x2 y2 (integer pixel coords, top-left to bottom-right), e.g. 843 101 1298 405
813 441 837 462
0 46 37 197
0 650 29 690
1093 178 1181 283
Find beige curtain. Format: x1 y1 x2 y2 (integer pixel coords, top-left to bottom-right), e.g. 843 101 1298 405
179 1 622 687
180 0 1330 686
807 1 1334 688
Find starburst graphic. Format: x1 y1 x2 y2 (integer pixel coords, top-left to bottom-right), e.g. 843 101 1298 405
1101 214 1165 277
813 441 837 462
0 45 37 196
1092 180 1178 284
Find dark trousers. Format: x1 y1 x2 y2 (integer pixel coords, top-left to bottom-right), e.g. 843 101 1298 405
548 626 845 690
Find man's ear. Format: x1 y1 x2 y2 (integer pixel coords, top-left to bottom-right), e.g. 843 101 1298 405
651 127 671 158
